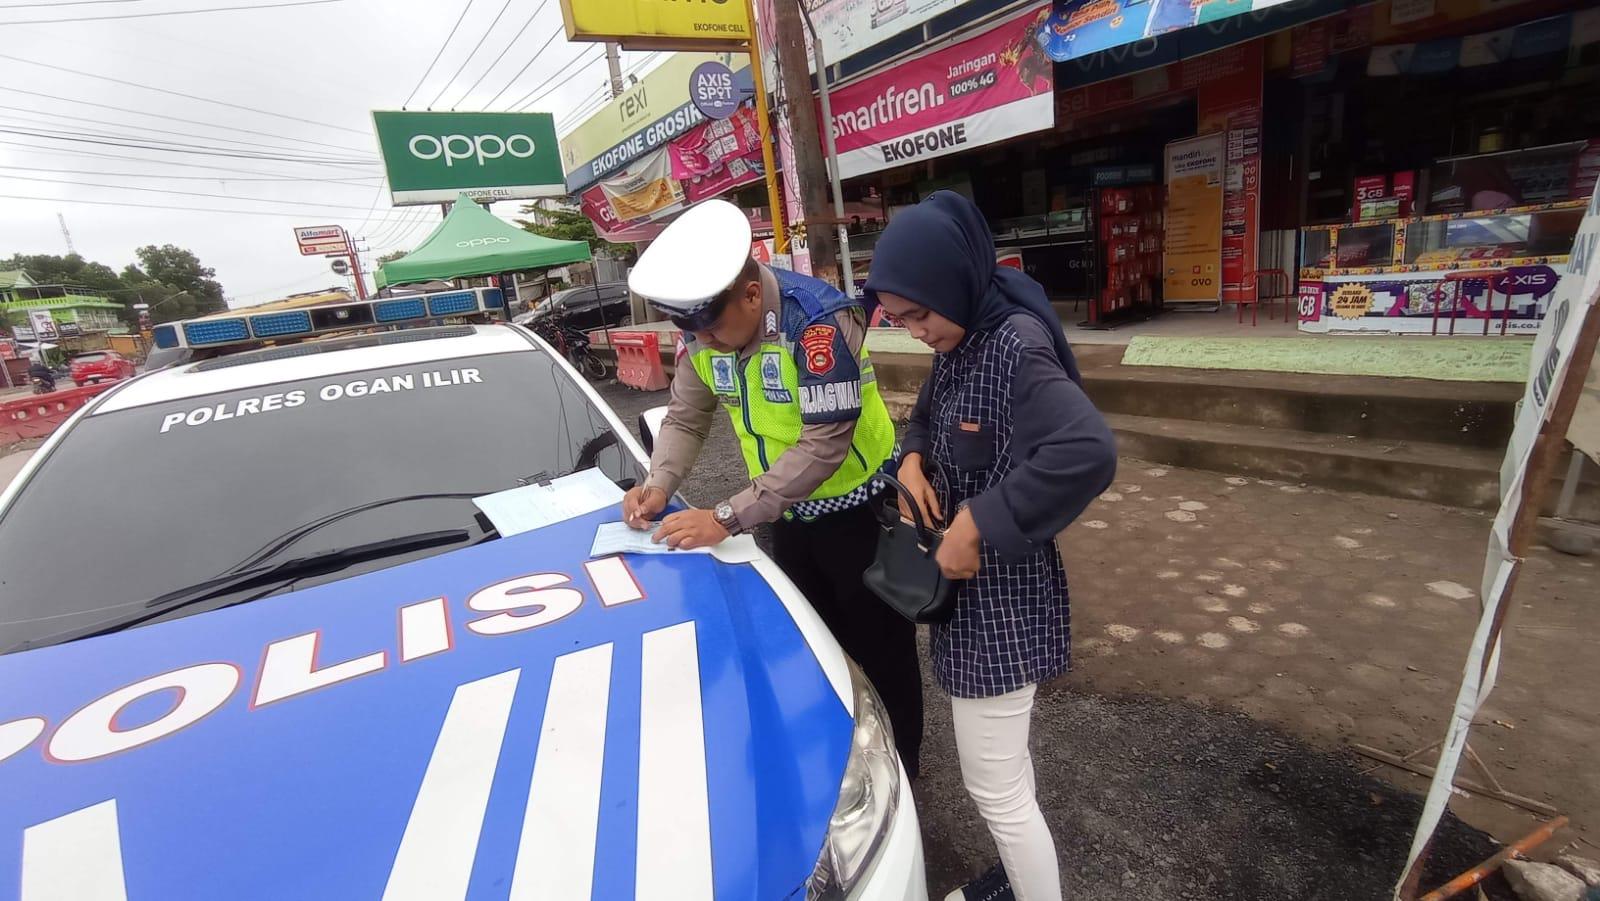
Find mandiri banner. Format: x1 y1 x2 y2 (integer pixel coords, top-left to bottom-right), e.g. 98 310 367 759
1163 134 1225 303
826 5 1055 180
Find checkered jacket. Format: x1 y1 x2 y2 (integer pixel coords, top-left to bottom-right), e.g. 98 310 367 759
923 322 1073 699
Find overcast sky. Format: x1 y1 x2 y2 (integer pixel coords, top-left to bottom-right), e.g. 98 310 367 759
0 0 657 306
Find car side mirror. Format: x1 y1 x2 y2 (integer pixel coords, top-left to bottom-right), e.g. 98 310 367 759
637 406 668 457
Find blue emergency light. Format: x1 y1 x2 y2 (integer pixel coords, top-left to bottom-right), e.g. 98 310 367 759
154 287 505 351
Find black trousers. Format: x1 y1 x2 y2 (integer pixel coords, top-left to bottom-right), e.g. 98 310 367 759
771 502 924 778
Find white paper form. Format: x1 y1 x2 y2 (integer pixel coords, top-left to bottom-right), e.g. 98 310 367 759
589 521 714 557
472 469 625 537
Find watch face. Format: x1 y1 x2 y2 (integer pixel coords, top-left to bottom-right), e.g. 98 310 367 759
715 503 733 521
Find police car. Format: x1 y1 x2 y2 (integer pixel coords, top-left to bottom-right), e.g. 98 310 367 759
0 290 927 900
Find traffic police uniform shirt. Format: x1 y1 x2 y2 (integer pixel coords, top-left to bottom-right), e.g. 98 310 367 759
642 263 875 529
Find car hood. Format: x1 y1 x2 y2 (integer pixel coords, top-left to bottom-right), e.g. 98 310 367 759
0 511 851 899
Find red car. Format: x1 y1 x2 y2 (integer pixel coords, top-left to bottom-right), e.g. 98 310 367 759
69 350 137 386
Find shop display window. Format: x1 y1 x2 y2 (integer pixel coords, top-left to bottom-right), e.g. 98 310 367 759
1335 223 1398 269
1403 205 1584 266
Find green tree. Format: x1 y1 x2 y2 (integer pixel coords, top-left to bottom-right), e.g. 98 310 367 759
516 206 630 259
1 253 122 290
134 245 226 316
375 249 409 265
120 265 205 325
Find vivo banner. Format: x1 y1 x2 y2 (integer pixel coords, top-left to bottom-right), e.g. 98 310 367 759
371 111 566 205
827 6 1055 180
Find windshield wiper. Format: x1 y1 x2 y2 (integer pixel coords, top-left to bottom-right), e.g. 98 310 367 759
3 529 470 655
227 492 494 574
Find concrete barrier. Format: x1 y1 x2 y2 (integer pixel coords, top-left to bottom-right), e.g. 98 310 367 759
610 331 670 391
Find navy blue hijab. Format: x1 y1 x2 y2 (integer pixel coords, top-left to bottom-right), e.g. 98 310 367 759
864 191 1081 384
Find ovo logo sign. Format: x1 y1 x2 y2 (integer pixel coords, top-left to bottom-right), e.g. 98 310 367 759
409 133 538 168
456 237 512 248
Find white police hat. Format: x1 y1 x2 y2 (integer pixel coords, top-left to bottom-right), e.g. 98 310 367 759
628 199 754 317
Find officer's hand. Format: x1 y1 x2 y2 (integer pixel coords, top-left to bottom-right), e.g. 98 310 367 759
623 486 667 530
653 509 730 550
897 453 944 525
935 507 981 580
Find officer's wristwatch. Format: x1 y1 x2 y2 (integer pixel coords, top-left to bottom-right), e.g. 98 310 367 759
713 501 741 536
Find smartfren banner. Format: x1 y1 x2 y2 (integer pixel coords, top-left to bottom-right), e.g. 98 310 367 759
826 6 1055 180
371 111 566 206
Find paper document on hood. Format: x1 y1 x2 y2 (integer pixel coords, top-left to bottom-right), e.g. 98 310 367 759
473 469 624 537
590 521 714 557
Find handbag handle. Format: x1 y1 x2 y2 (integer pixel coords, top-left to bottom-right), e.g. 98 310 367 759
869 473 942 545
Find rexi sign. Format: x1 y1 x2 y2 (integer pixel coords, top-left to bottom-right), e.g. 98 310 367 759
372 110 566 206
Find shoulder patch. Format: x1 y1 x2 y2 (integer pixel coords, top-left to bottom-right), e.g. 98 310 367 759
800 324 837 376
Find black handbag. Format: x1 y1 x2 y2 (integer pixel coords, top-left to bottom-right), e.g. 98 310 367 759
862 474 959 624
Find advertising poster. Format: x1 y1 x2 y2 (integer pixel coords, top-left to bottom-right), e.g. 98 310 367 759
808 0 977 65
1163 134 1225 303
1197 41 1262 305
669 107 761 181
1035 0 1297 62
599 151 686 223
826 5 1055 180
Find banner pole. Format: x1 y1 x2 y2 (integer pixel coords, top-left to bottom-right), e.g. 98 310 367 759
744 0 788 253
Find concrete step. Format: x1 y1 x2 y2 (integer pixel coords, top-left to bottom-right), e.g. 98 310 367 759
1105 412 1506 510
1083 366 1521 449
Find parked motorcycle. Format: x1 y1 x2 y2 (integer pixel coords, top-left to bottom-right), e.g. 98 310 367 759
530 315 608 381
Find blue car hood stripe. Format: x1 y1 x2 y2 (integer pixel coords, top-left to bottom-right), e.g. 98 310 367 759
0 508 851 900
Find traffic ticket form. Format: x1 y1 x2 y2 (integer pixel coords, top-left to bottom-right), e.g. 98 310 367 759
472 469 624 537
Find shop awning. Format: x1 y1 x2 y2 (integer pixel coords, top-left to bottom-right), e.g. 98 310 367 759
379 194 592 286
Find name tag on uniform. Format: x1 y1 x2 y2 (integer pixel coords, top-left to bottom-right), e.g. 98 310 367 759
760 350 792 404
710 354 738 396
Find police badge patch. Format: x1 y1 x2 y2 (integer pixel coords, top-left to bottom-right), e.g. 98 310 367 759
710 354 738 395
760 350 791 403
800 324 837 376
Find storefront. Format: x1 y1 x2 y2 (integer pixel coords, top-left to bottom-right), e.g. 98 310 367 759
1283 0 1599 333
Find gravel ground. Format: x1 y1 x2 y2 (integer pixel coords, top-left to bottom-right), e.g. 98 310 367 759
595 381 1516 901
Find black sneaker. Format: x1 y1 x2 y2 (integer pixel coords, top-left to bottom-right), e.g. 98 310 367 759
943 862 1013 901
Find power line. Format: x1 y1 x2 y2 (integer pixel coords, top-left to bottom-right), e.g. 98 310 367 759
0 104 379 161
510 44 602 111
0 193 391 222
483 16 561 108
0 138 383 178
402 0 477 109
428 0 513 109
0 51 366 135
2 0 344 26
0 128 379 166
0 163 381 185
0 173 382 211
447 0 547 109
0 85 373 154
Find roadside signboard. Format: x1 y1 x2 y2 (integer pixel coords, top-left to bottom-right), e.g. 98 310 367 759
371 111 565 205
299 241 349 257
689 61 740 120
330 258 351 276
558 0 749 50
294 225 344 245
27 310 57 341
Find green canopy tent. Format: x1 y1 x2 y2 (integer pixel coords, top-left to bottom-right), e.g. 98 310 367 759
377 193 591 288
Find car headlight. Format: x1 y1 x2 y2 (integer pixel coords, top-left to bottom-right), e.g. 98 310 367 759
806 659 902 900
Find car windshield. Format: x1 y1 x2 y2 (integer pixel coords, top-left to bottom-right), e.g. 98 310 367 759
0 347 642 651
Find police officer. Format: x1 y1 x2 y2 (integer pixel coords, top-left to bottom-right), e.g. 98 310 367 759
622 199 923 777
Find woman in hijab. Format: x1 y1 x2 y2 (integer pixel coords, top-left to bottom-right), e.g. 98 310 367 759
865 192 1116 901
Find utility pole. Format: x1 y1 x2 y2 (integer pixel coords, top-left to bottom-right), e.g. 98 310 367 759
768 0 840 286
605 43 625 99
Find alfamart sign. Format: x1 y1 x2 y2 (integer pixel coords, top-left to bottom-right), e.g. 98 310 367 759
371 111 566 205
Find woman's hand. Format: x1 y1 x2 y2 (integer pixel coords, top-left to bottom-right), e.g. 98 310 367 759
935 506 981 580
897 453 944 526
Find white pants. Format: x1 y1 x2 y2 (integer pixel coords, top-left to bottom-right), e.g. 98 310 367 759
951 684 1062 901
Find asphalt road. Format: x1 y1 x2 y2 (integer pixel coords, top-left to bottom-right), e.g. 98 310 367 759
594 380 1512 901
